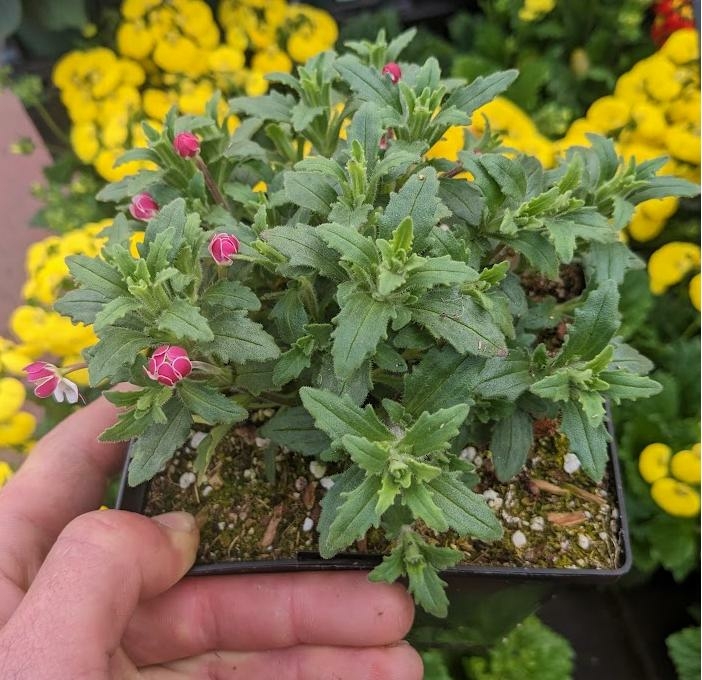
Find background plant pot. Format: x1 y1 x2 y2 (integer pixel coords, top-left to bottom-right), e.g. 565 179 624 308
116 427 631 648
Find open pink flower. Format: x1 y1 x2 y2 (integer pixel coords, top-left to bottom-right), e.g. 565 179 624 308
24 361 79 403
173 131 200 158
145 345 192 387
208 232 240 266
382 62 402 84
129 192 159 221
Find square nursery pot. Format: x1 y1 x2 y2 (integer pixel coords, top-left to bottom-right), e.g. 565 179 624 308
116 419 631 653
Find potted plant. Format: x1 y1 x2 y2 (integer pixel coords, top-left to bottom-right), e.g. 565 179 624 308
48 31 697 621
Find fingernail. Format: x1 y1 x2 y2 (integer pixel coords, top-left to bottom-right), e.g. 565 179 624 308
152 511 196 532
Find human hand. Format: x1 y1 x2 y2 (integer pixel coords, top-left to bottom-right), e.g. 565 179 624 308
0 397 422 679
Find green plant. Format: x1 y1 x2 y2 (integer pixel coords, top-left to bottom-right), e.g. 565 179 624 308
421 615 575 680
51 31 698 616
667 625 701 680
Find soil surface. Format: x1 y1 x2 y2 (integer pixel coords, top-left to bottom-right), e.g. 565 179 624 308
143 418 623 571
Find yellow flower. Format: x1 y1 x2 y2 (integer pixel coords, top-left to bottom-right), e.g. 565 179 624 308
661 28 699 65
130 231 145 258
0 461 13 487
665 124 701 164
71 122 100 164
252 180 267 193
648 242 701 294
153 34 205 76
225 26 249 52
628 210 664 242
518 0 556 22
244 71 269 96
651 477 700 517
0 412 36 448
61 356 90 387
671 445 701 484
119 59 146 87
252 47 293 75
643 57 683 102
630 102 666 143
178 80 215 115
641 196 678 222
0 377 26 421
427 125 466 162
143 88 177 121
0 342 36 375
586 96 631 133
639 443 672 483
121 0 161 20
116 21 155 60
689 273 701 311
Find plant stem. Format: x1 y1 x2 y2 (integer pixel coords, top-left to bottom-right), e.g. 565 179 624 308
196 157 230 210
34 102 71 146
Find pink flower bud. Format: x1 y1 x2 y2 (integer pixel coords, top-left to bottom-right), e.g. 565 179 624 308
129 192 159 221
208 232 240 266
145 345 192 387
379 128 395 150
382 62 402 84
173 131 200 158
24 361 79 403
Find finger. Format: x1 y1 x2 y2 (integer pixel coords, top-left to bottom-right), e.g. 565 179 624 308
0 396 125 592
124 572 415 666
141 643 424 680
0 510 198 678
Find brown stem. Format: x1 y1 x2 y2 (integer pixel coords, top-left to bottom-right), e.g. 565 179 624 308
441 163 465 179
195 157 230 210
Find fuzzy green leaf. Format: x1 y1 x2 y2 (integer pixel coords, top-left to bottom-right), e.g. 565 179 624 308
284 171 338 215
229 91 295 122
272 345 312 386
402 404 470 456
65 255 128 298
177 381 247 424
379 168 448 247
263 224 345 280
403 347 483 416
99 409 150 442
206 312 280 364
403 484 449 532
93 296 142 332
426 473 503 540
317 222 379 272
54 288 108 324
331 288 395 379
325 473 383 556
411 291 506 357
446 69 519 115
476 352 533 400
335 55 397 107
348 102 383 174
502 232 558 278
156 300 214 343
259 406 331 457
560 280 619 363
201 280 261 311
438 178 484 226
342 435 389 474
404 255 478 291
299 387 391 443
143 198 187 254
89 328 152 386
317 465 366 557
127 399 192 485
406 559 451 619
490 409 534 481
600 371 662 403
560 401 609 481
666 627 701 680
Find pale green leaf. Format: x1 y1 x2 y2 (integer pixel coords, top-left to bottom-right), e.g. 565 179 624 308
560 401 609 481
157 300 214 343
259 406 331 457
177 381 247 424
490 409 533 481
206 312 280 364
402 404 470 456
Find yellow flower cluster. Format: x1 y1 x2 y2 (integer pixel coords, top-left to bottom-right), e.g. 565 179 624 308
647 241 700 305
0 222 107 451
639 442 701 517
518 0 557 22
555 28 700 237
0 461 13 488
53 0 338 181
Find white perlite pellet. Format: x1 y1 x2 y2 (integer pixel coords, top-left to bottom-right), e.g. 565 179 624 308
530 516 545 532
217 522 226 531
309 461 327 479
511 530 527 548
577 534 591 550
190 431 207 448
302 517 314 532
459 446 477 461
563 453 581 474
483 489 499 502
178 472 196 489
201 485 213 498
320 476 335 490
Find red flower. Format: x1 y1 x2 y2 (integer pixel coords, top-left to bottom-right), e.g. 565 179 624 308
24 361 79 403
173 131 201 158
382 62 402 84
129 192 159 221
208 232 240 266
145 345 192 387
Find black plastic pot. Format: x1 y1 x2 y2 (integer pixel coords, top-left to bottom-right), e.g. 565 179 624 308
116 428 631 651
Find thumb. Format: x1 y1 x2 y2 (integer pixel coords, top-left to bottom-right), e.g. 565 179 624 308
2 509 198 675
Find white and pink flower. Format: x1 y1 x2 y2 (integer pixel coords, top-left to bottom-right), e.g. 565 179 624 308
382 62 402 84
24 361 80 403
145 345 192 387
